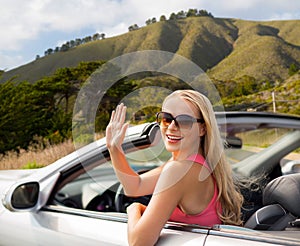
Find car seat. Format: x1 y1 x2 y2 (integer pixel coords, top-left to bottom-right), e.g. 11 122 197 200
244 173 300 230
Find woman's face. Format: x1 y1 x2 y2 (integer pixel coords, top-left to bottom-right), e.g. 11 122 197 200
160 95 205 159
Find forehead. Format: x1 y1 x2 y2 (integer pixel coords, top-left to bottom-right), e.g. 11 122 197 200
162 95 198 116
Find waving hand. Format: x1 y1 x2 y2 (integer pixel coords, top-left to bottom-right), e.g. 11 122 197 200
106 103 129 151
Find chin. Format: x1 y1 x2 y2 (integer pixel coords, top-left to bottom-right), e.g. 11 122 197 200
165 144 180 153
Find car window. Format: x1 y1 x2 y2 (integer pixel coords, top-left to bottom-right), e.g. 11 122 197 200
126 136 171 168
52 136 169 212
52 122 300 213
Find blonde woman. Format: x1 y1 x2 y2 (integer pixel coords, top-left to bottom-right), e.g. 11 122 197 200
106 90 243 246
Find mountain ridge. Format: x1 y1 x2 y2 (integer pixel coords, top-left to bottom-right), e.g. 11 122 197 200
1 17 299 83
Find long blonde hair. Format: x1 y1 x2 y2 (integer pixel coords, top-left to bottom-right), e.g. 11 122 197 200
166 90 244 225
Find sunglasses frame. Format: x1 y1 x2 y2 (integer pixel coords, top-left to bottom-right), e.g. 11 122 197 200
156 111 204 130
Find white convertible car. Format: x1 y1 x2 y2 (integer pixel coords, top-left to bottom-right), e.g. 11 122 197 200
1 112 300 246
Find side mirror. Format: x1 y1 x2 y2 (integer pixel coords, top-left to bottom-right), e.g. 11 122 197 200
3 182 39 211
224 136 243 149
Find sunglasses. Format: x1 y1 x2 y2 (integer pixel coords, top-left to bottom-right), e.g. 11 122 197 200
156 112 204 130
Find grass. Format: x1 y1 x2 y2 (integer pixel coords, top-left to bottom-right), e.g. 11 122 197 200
0 139 75 170
0 132 105 170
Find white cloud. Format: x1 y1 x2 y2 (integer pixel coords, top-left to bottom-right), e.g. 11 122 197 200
0 51 24 71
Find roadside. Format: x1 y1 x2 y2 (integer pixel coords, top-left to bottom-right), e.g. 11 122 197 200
0 140 75 170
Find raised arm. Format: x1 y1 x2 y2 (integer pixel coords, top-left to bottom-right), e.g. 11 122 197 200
106 103 162 196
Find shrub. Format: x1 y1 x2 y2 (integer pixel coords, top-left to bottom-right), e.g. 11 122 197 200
22 161 44 169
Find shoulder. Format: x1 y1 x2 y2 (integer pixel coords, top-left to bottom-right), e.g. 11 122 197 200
153 160 192 195
162 159 199 180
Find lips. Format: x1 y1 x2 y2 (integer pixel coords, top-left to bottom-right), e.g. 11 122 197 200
166 134 183 143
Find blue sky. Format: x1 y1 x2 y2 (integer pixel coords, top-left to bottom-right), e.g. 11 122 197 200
1 0 300 71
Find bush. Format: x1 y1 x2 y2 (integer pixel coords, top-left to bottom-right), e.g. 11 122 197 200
22 161 44 169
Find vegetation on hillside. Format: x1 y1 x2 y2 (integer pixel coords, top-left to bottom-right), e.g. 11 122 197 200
2 14 299 84
0 59 299 156
0 61 104 153
0 9 299 160
41 8 213 59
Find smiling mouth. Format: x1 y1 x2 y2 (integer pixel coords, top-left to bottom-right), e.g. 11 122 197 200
166 134 183 142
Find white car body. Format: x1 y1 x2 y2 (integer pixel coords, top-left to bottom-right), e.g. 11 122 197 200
1 112 300 246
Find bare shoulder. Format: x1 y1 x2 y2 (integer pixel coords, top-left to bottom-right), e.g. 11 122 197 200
153 160 194 195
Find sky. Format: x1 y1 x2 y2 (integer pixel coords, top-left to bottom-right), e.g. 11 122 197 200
1 0 300 71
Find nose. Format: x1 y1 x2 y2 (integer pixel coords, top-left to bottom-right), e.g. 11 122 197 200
168 120 178 129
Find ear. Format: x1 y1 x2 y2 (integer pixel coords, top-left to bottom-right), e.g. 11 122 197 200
199 124 206 137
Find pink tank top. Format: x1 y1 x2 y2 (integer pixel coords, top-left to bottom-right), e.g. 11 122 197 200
168 154 222 227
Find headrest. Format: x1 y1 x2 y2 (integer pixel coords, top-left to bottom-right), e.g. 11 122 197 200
263 174 300 216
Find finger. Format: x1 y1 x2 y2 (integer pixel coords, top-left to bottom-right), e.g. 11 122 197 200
109 110 116 124
121 122 129 136
115 103 123 123
115 103 126 123
120 105 127 124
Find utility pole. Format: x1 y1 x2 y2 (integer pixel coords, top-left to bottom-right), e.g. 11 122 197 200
272 91 276 113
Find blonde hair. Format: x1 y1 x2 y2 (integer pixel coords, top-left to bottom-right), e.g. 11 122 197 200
165 90 244 226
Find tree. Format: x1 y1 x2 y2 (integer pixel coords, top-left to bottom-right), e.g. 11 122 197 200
198 9 214 17
159 15 166 22
75 38 82 46
100 33 105 39
83 36 92 43
0 81 59 153
145 19 151 25
70 40 76 48
93 33 100 41
187 8 198 17
176 10 186 19
60 44 69 52
128 24 139 31
45 48 53 56
169 13 176 20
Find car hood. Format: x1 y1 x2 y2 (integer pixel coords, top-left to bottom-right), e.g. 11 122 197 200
0 169 37 181
0 169 38 193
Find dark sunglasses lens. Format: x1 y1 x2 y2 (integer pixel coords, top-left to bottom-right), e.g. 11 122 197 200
157 112 172 127
176 115 194 129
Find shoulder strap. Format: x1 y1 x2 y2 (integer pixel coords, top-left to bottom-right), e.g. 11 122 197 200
186 154 211 171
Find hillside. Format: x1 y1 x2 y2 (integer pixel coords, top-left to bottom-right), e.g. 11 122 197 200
208 19 300 81
1 17 300 83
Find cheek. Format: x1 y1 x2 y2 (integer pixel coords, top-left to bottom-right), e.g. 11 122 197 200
160 128 167 141
184 128 200 141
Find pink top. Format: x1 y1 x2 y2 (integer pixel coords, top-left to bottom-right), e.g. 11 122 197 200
168 154 222 227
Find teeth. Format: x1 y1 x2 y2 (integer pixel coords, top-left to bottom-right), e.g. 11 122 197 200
167 135 182 140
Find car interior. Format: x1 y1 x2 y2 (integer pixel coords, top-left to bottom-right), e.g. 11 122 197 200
48 120 300 242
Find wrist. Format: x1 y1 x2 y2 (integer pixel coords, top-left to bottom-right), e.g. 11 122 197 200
107 144 124 154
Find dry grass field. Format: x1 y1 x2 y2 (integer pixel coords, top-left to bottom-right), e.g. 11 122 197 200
0 140 75 170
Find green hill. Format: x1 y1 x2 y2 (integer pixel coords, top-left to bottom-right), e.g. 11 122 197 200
1 17 300 83
208 20 300 82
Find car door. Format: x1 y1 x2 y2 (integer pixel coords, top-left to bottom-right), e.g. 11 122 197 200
0 206 128 245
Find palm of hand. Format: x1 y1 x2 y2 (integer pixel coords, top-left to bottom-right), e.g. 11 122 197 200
106 104 129 150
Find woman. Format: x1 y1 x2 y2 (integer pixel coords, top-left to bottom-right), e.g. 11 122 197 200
106 90 243 246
